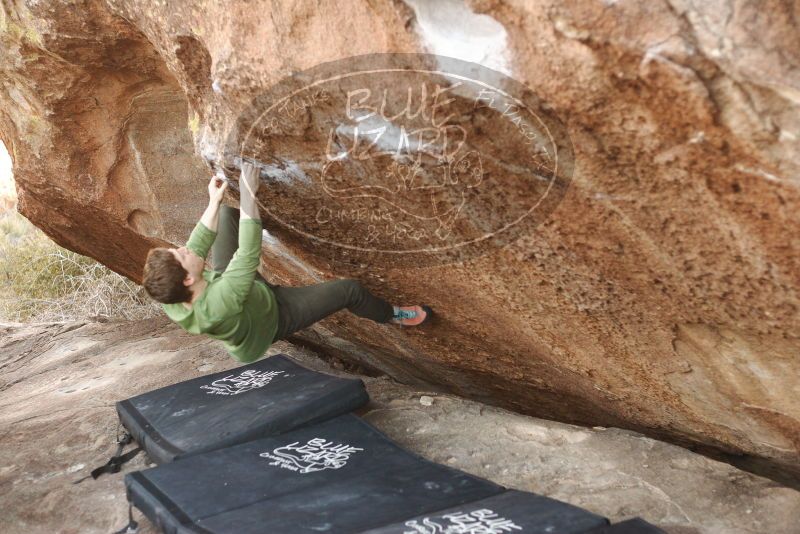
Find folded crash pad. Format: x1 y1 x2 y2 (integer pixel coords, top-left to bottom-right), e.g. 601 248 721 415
362 489 609 534
116 354 369 464
125 414 505 533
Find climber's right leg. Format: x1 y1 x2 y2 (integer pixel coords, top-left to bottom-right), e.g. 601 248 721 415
271 279 432 341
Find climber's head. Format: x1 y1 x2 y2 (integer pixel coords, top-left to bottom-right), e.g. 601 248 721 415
142 246 203 304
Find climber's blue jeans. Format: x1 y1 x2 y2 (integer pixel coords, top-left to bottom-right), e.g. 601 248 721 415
210 204 394 342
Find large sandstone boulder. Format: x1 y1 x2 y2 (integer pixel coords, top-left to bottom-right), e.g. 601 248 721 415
0 0 798 485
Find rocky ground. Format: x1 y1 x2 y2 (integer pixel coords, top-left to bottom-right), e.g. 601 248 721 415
1 317 798 534
2 0 799 478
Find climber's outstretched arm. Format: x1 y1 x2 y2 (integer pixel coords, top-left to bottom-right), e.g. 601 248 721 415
203 162 262 316
184 176 228 259
199 175 228 233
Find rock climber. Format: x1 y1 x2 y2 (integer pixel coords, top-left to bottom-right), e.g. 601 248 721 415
141 161 432 363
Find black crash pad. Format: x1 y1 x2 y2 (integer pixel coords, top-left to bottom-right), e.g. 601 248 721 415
125 414 505 533
586 518 667 533
116 354 369 464
362 489 609 534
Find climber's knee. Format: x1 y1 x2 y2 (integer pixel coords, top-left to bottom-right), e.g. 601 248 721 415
338 278 364 303
339 278 362 293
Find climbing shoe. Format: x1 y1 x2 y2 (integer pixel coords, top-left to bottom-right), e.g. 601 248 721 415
391 305 433 326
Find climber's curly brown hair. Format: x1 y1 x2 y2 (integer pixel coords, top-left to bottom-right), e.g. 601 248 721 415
142 248 192 304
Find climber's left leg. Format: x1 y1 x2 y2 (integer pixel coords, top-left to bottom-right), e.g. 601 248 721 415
210 204 240 273
271 278 394 341
210 204 274 287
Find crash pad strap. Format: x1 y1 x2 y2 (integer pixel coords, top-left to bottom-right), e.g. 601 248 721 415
112 503 139 534
89 432 142 480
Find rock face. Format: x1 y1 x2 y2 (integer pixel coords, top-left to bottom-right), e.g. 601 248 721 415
1 0 799 484
1 318 798 534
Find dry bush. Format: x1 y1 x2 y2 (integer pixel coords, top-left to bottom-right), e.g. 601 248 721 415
0 210 160 322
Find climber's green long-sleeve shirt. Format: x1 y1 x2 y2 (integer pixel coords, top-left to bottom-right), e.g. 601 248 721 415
161 218 279 363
